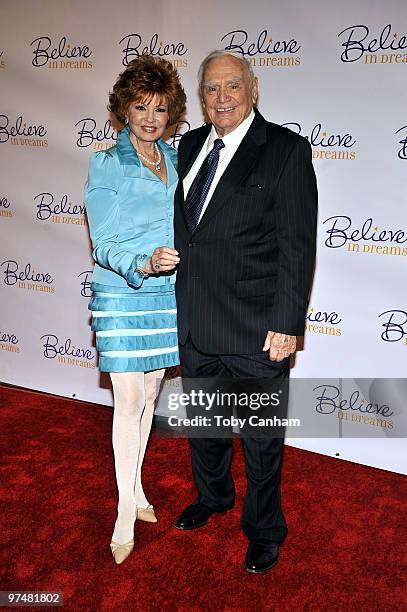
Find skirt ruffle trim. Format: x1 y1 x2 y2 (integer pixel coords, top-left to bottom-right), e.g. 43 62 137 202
96 331 178 351
98 349 179 373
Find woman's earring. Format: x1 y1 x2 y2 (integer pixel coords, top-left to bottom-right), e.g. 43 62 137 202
125 117 129 125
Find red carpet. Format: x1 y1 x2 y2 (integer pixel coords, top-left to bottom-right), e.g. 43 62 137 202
1 384 406 611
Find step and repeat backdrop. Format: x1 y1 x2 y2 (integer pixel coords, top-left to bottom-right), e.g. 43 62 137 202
1 0 406 473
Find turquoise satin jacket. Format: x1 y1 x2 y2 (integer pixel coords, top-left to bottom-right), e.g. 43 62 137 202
84 126 178 290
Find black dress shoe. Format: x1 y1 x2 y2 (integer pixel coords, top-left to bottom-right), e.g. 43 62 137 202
175 502 229 530
244 542 279 574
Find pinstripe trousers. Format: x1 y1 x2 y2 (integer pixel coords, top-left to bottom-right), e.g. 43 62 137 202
179 334 289 545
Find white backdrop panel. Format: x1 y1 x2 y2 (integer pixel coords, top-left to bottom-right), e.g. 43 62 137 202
1 0 406 473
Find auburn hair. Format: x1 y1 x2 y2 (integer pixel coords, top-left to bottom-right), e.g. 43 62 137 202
108 55 186 126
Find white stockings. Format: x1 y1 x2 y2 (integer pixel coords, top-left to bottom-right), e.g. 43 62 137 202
110 369 165 544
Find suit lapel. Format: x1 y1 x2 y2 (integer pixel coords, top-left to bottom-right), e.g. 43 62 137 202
196 110 268 232
178 125 211 179
176 124 210 233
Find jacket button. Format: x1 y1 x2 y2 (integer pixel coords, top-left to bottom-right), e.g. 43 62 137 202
188 242 194 247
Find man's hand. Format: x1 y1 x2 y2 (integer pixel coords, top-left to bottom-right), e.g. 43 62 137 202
262 331 296 362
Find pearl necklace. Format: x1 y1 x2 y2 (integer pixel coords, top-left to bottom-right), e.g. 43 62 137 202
136 142 162 171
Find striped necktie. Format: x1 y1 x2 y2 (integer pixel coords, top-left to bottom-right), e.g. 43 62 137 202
184 138 225 233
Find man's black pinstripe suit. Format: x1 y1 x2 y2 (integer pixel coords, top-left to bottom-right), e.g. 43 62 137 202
174 108 318 545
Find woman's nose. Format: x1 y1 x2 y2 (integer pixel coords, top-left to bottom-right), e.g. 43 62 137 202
146 109 155 122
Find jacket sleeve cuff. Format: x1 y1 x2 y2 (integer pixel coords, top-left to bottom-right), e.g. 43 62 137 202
125 253 150 289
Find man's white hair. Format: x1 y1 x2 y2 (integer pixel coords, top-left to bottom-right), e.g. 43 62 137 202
198 50 255 87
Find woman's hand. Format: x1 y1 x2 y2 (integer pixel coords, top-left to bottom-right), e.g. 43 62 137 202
144 247 180 274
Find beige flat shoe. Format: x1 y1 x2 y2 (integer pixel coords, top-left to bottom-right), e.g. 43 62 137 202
136 505 157 523
110 539 134 564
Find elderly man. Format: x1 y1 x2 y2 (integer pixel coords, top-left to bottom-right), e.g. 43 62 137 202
173 50 317 573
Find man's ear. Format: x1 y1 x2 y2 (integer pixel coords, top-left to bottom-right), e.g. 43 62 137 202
251 77 259 106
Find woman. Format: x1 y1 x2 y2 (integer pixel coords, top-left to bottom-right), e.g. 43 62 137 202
84 55 186 564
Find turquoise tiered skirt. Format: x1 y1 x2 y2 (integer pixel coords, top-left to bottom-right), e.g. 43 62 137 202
89 282 179 372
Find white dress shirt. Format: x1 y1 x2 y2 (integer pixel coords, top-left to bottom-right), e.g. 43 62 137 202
183 109 255 223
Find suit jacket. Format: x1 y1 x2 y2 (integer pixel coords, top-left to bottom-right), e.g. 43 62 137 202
174 109 318 354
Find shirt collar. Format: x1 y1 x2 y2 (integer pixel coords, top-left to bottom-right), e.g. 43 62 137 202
116 126 140 165
117 125 177 171
207 109 255 151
